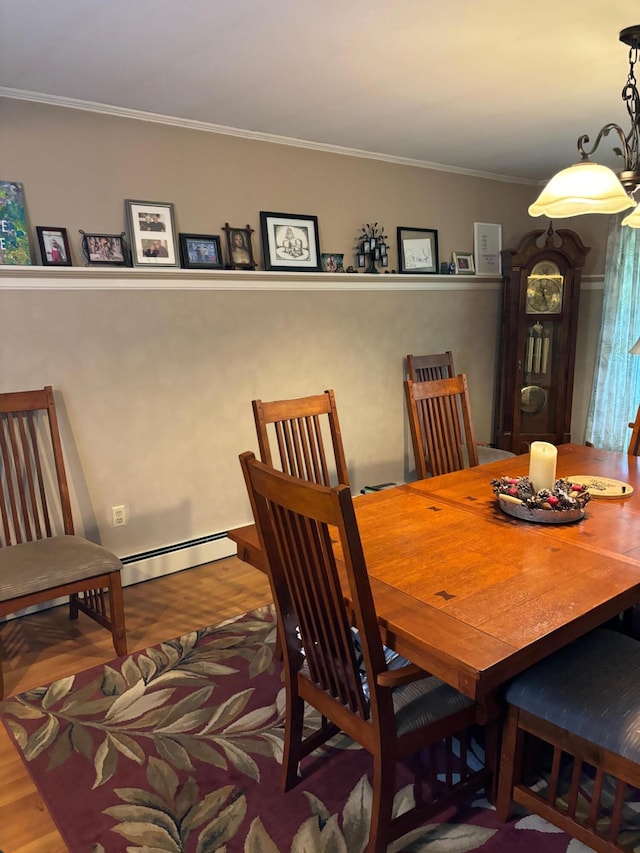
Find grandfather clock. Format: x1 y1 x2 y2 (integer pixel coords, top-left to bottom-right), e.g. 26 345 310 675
494 225 590 454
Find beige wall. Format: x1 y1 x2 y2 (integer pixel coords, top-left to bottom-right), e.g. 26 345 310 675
0 97 606 576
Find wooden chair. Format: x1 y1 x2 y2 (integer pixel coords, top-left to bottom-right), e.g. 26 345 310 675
239 451 492 853
252 389 350 487
407 352 515 469
628 403 640 456
405 374 480 478
406 351 455 383
0 386 127 699
497 628 640 852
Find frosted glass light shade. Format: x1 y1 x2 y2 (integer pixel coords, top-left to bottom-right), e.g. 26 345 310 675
529 161 635 217
621 202 640 227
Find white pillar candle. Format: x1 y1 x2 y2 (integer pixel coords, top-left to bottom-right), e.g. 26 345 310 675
529 441 557 493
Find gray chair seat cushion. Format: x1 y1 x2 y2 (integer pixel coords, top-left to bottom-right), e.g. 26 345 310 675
505 628 640 762
0 535 122 602
393 674 475 736
476 445 516 466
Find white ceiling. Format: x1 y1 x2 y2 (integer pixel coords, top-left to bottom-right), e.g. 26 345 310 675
1 0 638 184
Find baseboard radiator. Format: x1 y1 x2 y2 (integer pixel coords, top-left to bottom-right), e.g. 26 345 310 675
1 531 237 621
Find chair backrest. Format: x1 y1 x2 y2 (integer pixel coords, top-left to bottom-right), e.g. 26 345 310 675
406 351 455 383
628 403 640 456
404 374 479 478
0 386 73 547
239 451 390 725
252 389 350 487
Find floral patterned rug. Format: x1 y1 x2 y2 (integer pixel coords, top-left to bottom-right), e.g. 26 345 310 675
0 605 625 852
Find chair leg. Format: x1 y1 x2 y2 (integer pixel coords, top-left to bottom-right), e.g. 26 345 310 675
108 575 128 657
282 689 305 791
367 745 396 853
496 705 522 822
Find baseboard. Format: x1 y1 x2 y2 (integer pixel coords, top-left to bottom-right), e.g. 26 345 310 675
1 531 237 621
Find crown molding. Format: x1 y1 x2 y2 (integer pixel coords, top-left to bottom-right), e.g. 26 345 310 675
0 87 538 187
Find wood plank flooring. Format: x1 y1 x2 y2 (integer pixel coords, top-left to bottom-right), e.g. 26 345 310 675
0 556 272 853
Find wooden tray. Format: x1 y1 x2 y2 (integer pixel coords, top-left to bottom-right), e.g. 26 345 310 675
497 494 585 524
566 475 633 499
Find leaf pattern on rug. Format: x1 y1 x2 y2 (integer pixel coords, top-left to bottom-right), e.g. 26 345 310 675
2 607 286 789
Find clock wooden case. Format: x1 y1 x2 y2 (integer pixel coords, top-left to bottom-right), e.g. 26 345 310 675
494 225 590 454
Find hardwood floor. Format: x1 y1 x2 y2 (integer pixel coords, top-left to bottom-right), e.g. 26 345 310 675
0 556 272 853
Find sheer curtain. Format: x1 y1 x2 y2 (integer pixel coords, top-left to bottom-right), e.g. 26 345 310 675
585 214 640 450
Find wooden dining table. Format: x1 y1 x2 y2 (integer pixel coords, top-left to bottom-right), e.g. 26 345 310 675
228 444 640 705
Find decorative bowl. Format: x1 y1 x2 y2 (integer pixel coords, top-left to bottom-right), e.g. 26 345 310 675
491 476 590 525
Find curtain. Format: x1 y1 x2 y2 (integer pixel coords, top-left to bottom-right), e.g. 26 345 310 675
585 214 640 450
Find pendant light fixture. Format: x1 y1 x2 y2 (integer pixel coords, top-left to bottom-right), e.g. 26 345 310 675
529 26 640 227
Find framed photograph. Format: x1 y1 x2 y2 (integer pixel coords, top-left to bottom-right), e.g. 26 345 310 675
260 211 321 272
474 222 502 275
222 223 257 270
397 227 439 274
125 199 179 267
179 233 223 269
36 226 72 266
452 251 475 275
320 252 344 272
80 231 130 266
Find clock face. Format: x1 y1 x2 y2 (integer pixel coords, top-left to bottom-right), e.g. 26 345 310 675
526 276 563 313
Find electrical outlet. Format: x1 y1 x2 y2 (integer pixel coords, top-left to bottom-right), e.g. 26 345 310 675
112 505 127 527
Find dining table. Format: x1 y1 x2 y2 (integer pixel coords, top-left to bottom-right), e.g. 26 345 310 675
228 444 640 706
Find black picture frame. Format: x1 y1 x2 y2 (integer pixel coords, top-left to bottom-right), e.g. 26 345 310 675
36 226 72 266
222 223 257 270
397 227 439 274
260 211 321 272
179 233 223 269
125 199 179 268
80 231 130 266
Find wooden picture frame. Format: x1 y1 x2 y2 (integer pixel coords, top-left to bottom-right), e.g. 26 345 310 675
222 223 257 270
36 226 72 266
125 199 179 267
397 227 439 274
260 211 321 272
80 231 130 266
179 233 223 269
452 251 475 275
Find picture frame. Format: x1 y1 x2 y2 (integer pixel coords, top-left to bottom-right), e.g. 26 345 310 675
179 233 223 269
80 231 130 266
125 199 179 267
396 227 439 274
473 222 502 275
0 180 32 265
320 252 344 272
36 226 72 266
222 223 257 270
260 211 321 272
452 251 475 275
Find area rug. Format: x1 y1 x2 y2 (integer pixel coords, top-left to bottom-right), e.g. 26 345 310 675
1 605 636 852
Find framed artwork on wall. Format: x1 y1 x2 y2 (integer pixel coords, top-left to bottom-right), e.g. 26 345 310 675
179 233 223 269
36 226 72 266
396 227 439 274
222 223 257 270
259 211 321 272
473 222 502 275
125 199 179 267
0 180 31 265
452 251 475 274
80 231 130 266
